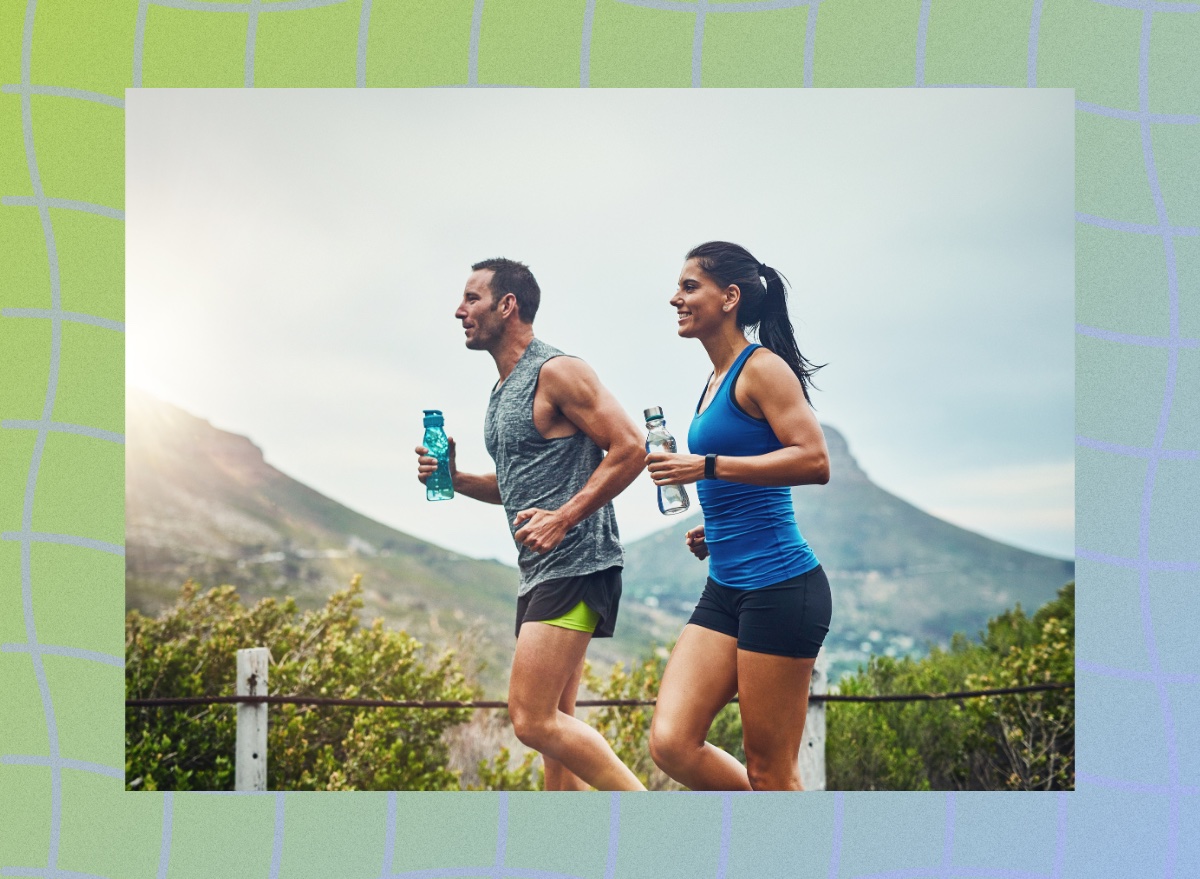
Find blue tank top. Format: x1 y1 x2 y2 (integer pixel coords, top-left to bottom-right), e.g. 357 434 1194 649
687 344 819 590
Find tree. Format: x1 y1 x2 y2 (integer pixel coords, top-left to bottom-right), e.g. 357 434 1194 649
963 582 1075 790
125 577 477 791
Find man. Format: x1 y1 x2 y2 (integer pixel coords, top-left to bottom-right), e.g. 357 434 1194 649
416 257 646 791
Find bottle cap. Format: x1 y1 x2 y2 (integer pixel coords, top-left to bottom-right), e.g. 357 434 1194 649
423 409 444 428
644 406 664 421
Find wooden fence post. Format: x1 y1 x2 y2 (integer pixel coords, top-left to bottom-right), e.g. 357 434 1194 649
235 647 269 792
798 648 827 791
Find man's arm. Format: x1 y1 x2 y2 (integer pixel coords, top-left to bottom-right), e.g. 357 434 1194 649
511 357 645 554
415 437 503 504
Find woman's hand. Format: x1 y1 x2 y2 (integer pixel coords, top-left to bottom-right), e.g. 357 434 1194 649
645 451 705 486
684 524 709 561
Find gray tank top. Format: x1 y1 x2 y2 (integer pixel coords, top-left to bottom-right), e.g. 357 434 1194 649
484 338 624 595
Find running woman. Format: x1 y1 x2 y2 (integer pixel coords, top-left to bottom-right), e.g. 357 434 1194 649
645 241 831 791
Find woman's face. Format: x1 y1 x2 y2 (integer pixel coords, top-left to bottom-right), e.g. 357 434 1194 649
671 258 734 338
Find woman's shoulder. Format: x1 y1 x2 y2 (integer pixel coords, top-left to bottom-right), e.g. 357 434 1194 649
741 345 791 378
737 345 805 405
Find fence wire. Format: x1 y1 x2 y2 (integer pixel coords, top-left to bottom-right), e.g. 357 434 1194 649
126 681 1073 711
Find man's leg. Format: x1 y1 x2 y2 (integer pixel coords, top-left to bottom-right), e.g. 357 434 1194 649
509 622 645 791
542 654 589 791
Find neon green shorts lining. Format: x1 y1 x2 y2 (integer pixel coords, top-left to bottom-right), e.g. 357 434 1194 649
541 600 600 634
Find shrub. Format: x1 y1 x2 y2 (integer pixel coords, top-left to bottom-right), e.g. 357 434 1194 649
583 647 746 791
126 577 476 791
826 583 1074 791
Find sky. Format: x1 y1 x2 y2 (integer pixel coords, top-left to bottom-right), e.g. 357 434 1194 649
126 88 1074 567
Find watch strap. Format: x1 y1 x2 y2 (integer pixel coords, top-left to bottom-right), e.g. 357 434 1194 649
704 453 717 480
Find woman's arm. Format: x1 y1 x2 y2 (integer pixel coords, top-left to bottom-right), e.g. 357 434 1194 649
646 349 829 488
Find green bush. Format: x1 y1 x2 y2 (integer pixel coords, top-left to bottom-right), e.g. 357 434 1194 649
583 652 672 789
962 583 1075 790
467 745 542 791
583 646 746 791
125 577 477 791
827 582 1074 790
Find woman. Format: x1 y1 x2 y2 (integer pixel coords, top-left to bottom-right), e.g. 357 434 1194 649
645 240 831 791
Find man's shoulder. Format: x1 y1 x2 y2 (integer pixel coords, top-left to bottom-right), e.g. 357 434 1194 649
535 351 604 411
539 349 595 382
528 337 566 359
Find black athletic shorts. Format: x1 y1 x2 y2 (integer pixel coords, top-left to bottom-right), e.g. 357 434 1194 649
515 565 622 639
687 565 831 658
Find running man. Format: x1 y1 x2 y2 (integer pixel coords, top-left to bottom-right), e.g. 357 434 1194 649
416 257 646 791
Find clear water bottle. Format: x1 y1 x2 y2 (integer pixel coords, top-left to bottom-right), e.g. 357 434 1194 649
422 409 454 501
644 406 690 516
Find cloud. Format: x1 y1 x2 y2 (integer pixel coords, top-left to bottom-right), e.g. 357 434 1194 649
127 89 1074 564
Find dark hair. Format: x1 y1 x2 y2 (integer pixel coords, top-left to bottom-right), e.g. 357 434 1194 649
685 240 823 404
471 257 540 324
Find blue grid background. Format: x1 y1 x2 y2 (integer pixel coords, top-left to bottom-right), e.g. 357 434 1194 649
1 1 1197 877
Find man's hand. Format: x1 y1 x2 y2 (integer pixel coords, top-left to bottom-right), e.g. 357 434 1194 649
415 436 457 486
685 524 709 561
513 507 572 554
646 451 705 486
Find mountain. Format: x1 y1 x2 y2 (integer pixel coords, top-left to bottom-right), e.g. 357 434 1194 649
126 391 1073 689
622 425 1074 680
124 390 661 695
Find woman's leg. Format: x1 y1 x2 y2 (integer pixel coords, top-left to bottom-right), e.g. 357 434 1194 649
736 650 816 791
649 624 752 791
542 654 589 791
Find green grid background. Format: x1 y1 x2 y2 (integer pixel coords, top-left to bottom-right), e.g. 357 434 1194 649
2 1 1198 877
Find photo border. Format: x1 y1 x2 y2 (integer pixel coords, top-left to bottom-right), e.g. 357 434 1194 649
2 3 1194 878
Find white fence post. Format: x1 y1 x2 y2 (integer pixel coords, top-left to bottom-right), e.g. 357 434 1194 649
798 648 827 791
235 647 269 792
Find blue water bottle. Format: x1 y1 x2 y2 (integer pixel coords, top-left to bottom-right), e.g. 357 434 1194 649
422 409 454 501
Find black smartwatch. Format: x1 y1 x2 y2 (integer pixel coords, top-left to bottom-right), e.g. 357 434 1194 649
704 453 718 480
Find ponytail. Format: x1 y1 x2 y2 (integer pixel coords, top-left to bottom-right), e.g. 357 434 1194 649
685 242 824 405
756 263 822 404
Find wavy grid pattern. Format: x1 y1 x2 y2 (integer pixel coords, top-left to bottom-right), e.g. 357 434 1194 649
1 1 1196 877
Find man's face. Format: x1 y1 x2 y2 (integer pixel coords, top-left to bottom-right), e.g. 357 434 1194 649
455 269 507 351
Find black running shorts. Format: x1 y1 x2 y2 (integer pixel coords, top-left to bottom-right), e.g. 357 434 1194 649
515 565 622 639
687 565 831 658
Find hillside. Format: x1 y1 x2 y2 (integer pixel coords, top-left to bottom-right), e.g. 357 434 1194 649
622 425 1074 679
124 390 661 695
127 391 1073 686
